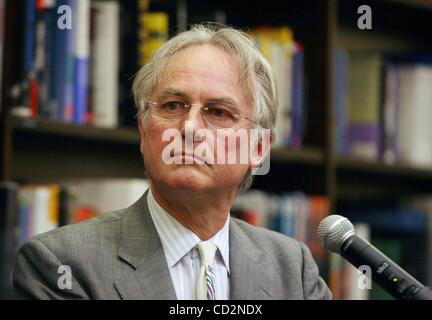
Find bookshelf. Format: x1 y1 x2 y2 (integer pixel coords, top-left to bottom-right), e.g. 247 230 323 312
2 0 432 299
12 115 140 144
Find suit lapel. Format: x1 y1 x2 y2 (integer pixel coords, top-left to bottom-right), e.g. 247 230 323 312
114 190 177 300
229 220 277 300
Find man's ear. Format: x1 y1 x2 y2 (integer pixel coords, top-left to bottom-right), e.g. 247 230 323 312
137 114 146 155
249 129 273 170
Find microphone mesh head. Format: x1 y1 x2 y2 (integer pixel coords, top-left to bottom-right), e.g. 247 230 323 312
317 215 355 253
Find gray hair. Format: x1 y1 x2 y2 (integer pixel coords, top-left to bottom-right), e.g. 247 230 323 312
132 23 278 192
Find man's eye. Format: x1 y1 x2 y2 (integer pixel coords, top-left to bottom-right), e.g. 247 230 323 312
209 107 227 117
164 102 183 110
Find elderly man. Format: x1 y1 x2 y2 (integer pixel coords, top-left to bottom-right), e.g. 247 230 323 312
12 24 331 300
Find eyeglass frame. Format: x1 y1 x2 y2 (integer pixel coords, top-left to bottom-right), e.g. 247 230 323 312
144 100 259 129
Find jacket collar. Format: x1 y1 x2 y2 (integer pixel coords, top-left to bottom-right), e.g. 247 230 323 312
229 219 278 300
114 190 177 299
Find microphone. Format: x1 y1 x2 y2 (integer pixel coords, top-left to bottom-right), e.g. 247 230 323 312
317 215 432 300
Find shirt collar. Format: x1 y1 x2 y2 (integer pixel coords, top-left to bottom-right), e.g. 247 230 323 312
147 188 230 273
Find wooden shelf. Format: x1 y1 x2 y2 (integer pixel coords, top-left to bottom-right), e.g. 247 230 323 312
381 0 432 10
336 156 432 180
12 116 140 145
10 116 143 183
335 156 432 200
271 147 325 165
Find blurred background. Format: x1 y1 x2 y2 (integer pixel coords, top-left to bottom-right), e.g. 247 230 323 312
1 0 432 300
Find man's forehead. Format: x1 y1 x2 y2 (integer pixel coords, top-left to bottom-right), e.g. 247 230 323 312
153 44 254 110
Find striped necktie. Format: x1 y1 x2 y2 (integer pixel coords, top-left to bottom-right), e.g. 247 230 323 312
196 241 217 300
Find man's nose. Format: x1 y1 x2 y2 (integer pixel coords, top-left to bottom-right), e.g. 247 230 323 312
180 105 207 137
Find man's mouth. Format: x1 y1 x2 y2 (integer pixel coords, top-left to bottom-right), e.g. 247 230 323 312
172 151 207 165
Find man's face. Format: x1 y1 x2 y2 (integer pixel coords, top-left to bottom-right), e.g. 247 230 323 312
138 44 256 194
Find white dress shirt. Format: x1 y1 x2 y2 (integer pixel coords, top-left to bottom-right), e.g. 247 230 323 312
147 188 230 300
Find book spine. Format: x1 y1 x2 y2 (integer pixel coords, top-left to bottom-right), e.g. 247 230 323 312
275 27 294 148
347 53 383 160
91 0 119 128
54 0 68 120
291 42 304 149
381 63 399 163
34 0 53 117
333 48 349 155
63 0 75 122
396 66 432 167
73 0 90 124
137 0 149 67
348 123 380 159
25 0 37 117
46 1 58 119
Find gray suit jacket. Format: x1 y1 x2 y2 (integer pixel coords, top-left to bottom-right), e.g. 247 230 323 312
12 191 332 300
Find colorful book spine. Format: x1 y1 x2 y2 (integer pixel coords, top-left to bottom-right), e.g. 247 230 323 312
347 52 383 160
54 0 70 120
63 0 75 122
250 26 295 149
73 0 90 124
25 0 37 117
290 41 304 149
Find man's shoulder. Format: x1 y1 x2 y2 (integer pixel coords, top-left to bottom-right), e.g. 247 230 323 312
22 208 127 256
230 217 305 256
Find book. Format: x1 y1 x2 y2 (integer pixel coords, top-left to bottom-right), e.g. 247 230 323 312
231 189 277 228
347 52 383 160
380 62 399 164
232 189 330 269
250 26 295 149
62 178 150 214
35 0 56 118
396 65 432 168
58 184 79 226
73 0 90 124
53 0 72 120
90 0 120 128
138 11 169 67
136 0 149 67
307 196 330 265
18 184 60 240
117 0 140 127
333 48 349 155
10 0 38 118
290 41 305 150
63 0 75 122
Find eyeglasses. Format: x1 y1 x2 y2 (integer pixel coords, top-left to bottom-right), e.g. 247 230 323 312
145 99 256 129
